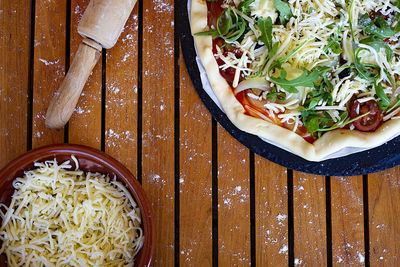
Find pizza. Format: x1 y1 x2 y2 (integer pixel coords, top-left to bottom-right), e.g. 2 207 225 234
190 0 400 161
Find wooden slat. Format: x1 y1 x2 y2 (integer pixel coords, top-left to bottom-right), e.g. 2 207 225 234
141 0 175 265
369 167 400 266
0 1 30 167
255 156 288 266
293 173 326 265
179 55 212 266
331 176 365 266
32 0 66 147
68 0 101 149
104 5 139 173
218 127 251 266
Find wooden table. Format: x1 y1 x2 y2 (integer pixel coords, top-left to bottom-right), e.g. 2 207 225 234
1 0 399 266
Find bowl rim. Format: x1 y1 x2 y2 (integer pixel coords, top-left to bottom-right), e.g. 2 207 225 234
0 143 155 267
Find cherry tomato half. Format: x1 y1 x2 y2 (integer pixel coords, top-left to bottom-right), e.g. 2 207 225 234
350 100 383 132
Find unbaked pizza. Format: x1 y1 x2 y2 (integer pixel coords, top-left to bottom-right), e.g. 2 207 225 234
191 0 400 161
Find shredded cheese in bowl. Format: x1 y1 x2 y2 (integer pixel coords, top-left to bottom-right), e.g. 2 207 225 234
0 157 144 266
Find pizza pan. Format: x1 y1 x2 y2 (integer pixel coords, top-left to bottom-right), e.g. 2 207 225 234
177 0 400 176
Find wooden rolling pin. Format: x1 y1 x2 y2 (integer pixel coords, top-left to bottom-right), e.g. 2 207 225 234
46 0 137 130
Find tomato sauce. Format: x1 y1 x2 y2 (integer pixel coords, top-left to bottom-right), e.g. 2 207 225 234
235 91 279 122
212 38 245 85
207 0 225 28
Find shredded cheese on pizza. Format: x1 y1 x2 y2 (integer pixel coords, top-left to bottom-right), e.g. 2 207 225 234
0 157 144 266
203 0 400 139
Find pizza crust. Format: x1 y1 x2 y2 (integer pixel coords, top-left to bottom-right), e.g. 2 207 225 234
190 0 400 162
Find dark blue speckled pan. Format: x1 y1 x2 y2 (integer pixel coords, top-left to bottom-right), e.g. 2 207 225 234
177 0 400 176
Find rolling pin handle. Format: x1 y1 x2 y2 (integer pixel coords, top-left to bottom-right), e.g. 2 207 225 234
45 39 101 130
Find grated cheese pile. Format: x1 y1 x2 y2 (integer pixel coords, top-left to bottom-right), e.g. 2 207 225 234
0 157 144 267
212 0 400 134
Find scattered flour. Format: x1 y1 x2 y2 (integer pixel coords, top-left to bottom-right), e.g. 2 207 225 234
39 58 60 66
294 258 303 265
153 0 173 13
357 251 365 263
279 245 288 254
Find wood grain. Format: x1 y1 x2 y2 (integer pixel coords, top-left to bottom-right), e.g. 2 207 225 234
32 0 66 147
141 0 175 265
369 167 400 266
68 0 102 149
0 0 30 167
104 5 139 174
217 127 251 266
293 173 326 265
179 55 213 266
331 176 365 266
255 156 288 266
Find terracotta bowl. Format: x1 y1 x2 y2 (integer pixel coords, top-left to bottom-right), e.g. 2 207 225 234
0 144 154 267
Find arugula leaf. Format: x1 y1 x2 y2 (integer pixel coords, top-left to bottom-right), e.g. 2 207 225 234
314 66 332 75
323 26 343 54
301 109 371 138
326 23 336 29
324 36 342 54
257 17 273 51
315 66 334 90
393 3 400 33
305 85 333 109
270 68 320 93
217 8 233 35
273 0 293 26
282 38 310 62
253 42 279 76
386 95 400 113
318 112 370 133
395 19 400 34
195 7 247 42
358 13 394 39
304 90 332 110
348 0 356 38
269 38 310 71
266 88 286 101
360 36 393 61
383 69 396 86
311 111 349 136
330 40 343 54
375 81 391 111
349 10 393 83
302 66 334 109
306 98 320 110
353 46 380 81
267 39 317 89
221 8 247 42
238 0 255 16
252 18 279 77
195 29 220 38
375 16 393 31
300 110 321 136
301 110 338 137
